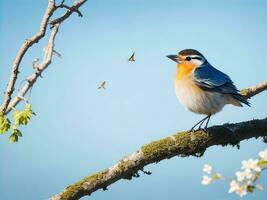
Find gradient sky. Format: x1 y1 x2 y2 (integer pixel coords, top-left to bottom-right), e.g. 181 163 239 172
1 0 267 200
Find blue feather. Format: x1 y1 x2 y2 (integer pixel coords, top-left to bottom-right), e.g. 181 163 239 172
193 62 250 106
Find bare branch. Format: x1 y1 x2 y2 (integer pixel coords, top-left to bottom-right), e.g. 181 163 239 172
49 0 87 28
5 25 60 114
1 0 87 115
57 4 83 17
50 117 267 200
53 50 62 58
0 0 56 113
241 80 267 99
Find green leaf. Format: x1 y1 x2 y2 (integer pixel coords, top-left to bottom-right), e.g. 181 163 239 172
247 185 256 193
9 128 22 143
212 173 221 180
9 134 18 143
25 104 36 115
12 104 35 126
14 128 22 137
258 159 267 168
0 114 11 134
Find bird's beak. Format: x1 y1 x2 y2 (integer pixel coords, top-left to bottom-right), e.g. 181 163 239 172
166 55 179 63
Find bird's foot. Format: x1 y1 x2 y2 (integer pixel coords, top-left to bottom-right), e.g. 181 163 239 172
189 128 196 133
197 127 209 134
200 127 208 133
189 127 209 133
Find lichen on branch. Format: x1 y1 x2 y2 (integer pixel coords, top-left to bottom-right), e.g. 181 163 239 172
50 118 267 200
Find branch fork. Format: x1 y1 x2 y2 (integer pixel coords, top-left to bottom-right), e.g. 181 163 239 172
0 0 87 115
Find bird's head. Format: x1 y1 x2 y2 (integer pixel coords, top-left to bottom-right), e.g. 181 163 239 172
167 49 206 68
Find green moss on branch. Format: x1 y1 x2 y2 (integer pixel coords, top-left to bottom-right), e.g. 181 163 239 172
60 169 109 200
50 118 267 200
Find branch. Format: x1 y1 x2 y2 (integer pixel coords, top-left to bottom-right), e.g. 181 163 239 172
0 0 56 114
49 0 87 28
50 81 267 200
1 0 87 115
241 80 267 99
5 25 60 114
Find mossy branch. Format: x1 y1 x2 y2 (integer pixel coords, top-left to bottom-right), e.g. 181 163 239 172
50 118 267 200
49 80 267 200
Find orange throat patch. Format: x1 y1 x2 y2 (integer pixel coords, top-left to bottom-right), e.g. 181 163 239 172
176 63 196 80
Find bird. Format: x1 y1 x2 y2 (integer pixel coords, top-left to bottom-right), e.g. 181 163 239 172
128 51 135 62
166 49 250 132
97 81 106 90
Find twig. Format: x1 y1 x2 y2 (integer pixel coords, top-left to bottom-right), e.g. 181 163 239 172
1 0 87 115
57 4 83 17
241 80 267 99
0 0 56 114
49 0 87 28
5 25 60 114
53 50 62 58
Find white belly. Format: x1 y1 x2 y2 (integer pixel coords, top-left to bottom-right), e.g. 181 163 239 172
175 78 229 115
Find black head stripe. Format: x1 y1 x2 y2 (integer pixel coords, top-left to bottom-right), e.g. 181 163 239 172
191 56 202 60
179 49 204 57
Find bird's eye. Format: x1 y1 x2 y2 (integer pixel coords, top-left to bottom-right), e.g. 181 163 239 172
185 56 191 61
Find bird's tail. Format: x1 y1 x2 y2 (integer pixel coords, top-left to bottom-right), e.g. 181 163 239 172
231 94 250 107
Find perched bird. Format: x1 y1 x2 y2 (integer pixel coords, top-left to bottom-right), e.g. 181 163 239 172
167 49 250 132
128 51 135 62
97 81 106 90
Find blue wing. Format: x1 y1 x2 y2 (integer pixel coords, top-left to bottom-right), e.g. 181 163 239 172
193 63 250 106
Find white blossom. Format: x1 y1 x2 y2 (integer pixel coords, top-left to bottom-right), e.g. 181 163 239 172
229 180 240 193
228 180 239 193
241 159 261 172
202 149 267 198
229 180 248 197
243 168 254 181
235 171 246 182
259 148 267 161
203 164 212 174
237 186 248 198
201 175 212 185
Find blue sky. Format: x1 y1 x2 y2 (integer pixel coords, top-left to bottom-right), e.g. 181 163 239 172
0 0 267 199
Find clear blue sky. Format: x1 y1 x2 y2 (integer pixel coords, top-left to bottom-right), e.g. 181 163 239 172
0 0 267 199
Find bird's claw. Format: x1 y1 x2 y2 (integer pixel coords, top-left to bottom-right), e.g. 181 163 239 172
189 127 209 133
189 128 195 133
